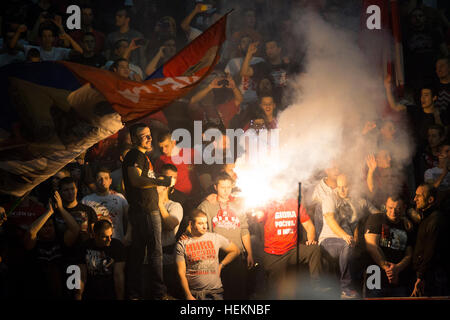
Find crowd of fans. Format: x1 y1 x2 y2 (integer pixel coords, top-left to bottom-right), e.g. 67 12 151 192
0 0 450 300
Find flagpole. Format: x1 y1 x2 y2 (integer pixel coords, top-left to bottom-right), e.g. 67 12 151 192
297 182 301 272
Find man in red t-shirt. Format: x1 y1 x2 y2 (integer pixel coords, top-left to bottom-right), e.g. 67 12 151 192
155 131 198 196
254 198 326 297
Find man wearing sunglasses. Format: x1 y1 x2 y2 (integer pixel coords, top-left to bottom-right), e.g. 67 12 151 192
122 123 175 300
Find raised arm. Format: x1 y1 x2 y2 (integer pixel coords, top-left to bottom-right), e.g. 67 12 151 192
53 191 80 246
366 154 377 193
24 203 55 250
384 74 406 112
240 42 258 78
53 16 83 54
9 24 27 50
181 4 203 34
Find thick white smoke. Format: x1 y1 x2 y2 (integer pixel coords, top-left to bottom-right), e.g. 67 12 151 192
234 10 413 210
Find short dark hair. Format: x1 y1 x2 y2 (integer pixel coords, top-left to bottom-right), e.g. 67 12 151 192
113 38 128 50
93 219 113 234
38 23 57 38
96 167 111 178
161 163 177 174
58 177 76 190
128 122 148 140
111 58 128 71
419 183 437 202
387 194 404 204
157 131 172 144
214 172 234 186
26 47 40 60
258 91 275 104
421 85 437 98
188 209 208 223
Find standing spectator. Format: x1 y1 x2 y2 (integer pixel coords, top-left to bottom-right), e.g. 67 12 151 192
0 25 27 67
104 7 144 69
364 196 414 297
69 32 106 68
69 5 106 54
121 123 173 300
81 168 130 244
175 209 240 300
411 184 450 296
23 191 80 299
157 184 183 298
144 36 177 77
77 220 126 300
197 173 254 299
55 177 97 243
23 18 83 61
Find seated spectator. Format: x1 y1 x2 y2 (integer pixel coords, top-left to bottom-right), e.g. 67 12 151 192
104 7 144 69
81 168 130 244
411 184 450 296
424 143 450 192
175 209 239 300
77 220 126 300
69 32 106 68
23 18 83 61
364 196 414 297
69 5 105 54
103 39 144 80
319 174 381 299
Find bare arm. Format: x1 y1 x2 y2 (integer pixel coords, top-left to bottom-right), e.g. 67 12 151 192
144 46 165 76
9 24 27 50
240 42 258 78
189 77 222 105
219 242 240 274
365 232 389 270
181 4 202 34
241 233 254 268
24 206 54 250
127 166 171 189
384 74 406 112
53 16 83 54
301 219 317 245
366 154 377 193
113 261 126 300
324 212 354 245
176 259 196 300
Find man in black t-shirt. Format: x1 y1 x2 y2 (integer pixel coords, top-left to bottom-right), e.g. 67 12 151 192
122 123 174 300
364 196 414 297
78 220 126 300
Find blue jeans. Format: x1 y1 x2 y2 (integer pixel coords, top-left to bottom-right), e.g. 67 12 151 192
320 238 353 292
128 206 166 299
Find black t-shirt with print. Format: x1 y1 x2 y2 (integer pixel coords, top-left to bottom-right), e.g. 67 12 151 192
122 148 159 212
365 213 413 264
79 238 126 300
